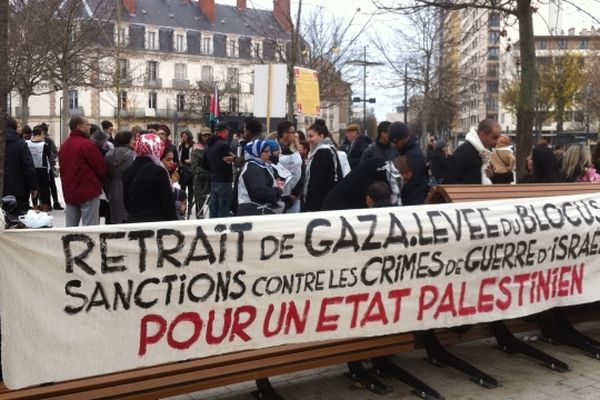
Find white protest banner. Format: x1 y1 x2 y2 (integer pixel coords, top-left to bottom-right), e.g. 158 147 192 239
1 193 600 389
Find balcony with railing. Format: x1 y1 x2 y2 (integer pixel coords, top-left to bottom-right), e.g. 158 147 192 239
172 79 190 90
144 78 163 89
113 108 205 120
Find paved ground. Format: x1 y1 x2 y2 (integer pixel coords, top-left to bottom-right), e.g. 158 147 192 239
44 185 600 400
163 321 600 400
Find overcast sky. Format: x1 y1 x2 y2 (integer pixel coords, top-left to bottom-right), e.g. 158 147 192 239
220 0 600 121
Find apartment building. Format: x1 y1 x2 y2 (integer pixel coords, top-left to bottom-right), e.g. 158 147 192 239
10 0 296 141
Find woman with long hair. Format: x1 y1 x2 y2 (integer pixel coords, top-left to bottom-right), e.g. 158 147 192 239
561 143 600 183
303 120 343 212
178 130 194 215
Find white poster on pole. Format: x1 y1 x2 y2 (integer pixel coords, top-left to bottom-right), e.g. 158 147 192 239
253 64 287 118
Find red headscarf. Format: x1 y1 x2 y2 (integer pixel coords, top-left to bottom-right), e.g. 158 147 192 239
134 133 165 167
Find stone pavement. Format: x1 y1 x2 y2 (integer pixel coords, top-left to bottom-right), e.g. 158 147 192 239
165 321 600 400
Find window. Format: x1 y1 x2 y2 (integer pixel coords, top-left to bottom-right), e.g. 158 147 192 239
488 31 500 45
488 47 499 60
487 64 498 77
147 61 158 80
119 91 128 110
175 33 185 52
115 25 129 46
487 81 499 93
580 39 589 49
174 63 187 80
202 95 211 111
118 59 128 79
147 30 158 50
201 65 213 82
68 90 78 110
69 62 80 77
252 41 262 59
176 94 185 112
227 67 238 83
229 97 238 113
148 92 157 109
537 39 547 50
202 36 213 54
486 97 498 112
489 13 501 27
558 39 568 49
227 39 238 57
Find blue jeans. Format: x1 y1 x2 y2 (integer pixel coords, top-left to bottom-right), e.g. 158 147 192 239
209 181 232 218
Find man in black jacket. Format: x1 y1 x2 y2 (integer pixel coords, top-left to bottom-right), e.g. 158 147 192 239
206 123 234 218
389 122 428 205
360 121 397 163
3 117 38 212
444 119 501 184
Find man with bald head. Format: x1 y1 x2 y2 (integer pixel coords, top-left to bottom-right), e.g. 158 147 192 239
444 118 502 184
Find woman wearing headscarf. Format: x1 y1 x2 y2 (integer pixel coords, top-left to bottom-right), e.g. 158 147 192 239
123 133 178 223
237 139 285 216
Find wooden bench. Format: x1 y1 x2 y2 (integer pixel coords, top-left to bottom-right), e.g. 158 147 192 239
423 183 600 386
2 183 600 400
0 333 415 399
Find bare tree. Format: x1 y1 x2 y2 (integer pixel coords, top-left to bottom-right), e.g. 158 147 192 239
372 0 535 178
300 6 366 107
0 0 9 197
241 2 366 121
372 0 600 177
8 0 56 126
42 0 114 141
372 6 460 141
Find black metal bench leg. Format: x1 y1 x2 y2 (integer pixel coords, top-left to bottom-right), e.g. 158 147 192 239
371 355 444 400
420 330 499 388
345 361 390 394
490 321 569 372
539 310 600 359
253 378 285 400
551 309 600 347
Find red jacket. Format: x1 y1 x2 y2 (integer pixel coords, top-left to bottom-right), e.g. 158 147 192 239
59 130 108 205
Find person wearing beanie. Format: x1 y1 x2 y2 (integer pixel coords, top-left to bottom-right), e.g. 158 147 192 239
389 122 428 205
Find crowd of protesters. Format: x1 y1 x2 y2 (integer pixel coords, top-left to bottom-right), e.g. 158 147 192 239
3 114 600 227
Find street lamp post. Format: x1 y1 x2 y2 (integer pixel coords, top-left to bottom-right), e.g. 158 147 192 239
349 46 384 136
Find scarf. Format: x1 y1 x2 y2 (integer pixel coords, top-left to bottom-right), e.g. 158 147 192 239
378 161 403 206
134 133 166 168
244 139 271 166
465 128 492 185
304 139 339 197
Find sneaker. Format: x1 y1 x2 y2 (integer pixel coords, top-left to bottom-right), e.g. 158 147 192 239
53 203 64 210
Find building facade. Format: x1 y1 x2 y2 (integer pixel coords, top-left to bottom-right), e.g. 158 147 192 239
10 0 349 143
501 27 600 137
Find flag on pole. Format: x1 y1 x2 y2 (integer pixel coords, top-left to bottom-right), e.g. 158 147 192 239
209 84 220 126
